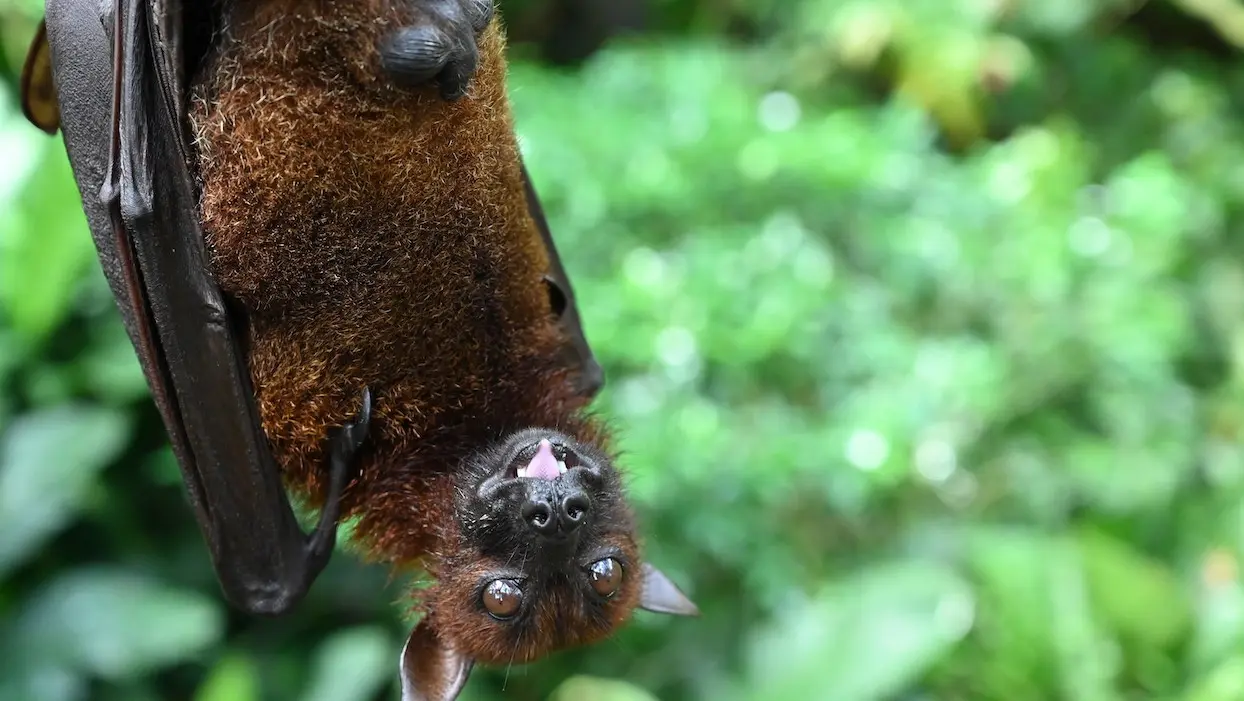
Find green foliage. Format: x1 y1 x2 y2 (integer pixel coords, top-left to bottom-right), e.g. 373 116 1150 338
4 0 1244 699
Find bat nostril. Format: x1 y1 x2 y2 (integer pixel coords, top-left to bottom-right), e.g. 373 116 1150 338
521 499 556 535
560 492 590 532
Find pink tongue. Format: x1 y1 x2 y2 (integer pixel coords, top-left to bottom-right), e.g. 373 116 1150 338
525 440 561 481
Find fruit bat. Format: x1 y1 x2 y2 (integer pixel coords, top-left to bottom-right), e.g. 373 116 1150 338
21 1 699 698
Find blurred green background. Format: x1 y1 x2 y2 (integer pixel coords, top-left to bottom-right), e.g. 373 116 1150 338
4 0 1244 699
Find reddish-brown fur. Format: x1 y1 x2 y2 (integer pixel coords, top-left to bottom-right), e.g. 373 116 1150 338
188 0 620 624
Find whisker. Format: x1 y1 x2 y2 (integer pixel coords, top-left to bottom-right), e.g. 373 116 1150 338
501 542 533 692
502 614 525 691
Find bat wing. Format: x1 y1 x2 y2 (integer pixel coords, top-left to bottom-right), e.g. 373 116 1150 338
36 0 362 614
520 161 605 399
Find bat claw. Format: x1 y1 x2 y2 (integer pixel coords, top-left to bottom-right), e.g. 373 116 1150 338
339 386 373 456
304 386 375 574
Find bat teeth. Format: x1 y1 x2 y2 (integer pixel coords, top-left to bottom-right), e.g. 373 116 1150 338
517 466 528 478
556 460 568 475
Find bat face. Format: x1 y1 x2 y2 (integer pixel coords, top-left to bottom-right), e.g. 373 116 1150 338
433 427 644 665
399 429 699 701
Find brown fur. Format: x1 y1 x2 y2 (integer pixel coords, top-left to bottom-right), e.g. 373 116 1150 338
188 0 605 574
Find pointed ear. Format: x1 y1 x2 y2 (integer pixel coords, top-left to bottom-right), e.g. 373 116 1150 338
639 563 700 617
399 619 475 701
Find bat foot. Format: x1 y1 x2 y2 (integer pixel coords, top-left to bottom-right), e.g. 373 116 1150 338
378 0 494 100
304 387 374 575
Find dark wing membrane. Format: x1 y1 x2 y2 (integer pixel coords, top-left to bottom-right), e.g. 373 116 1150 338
20 20 61 134
43 0 324 614
519 161 605 399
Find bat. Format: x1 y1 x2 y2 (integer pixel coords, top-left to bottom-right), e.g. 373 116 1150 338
22 1 698 698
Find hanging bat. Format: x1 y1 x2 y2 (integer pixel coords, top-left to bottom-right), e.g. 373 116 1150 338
22 1 699 699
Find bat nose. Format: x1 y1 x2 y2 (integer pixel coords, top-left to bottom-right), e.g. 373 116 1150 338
521 497 558 538
559 490 590 533
520 489 591 540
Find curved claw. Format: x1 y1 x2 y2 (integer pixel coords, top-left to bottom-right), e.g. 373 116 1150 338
339 386 373 455
378 0 493 100
304 387 374 576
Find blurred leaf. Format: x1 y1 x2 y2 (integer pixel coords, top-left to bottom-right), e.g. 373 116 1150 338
961 527 1063 691
0 656 85 701
299 626 393 701
77 319 149 404
0 139 94 344
1076 527 1192 649
1184 655 1244 701
16 567 225 679
0 405 130 575
1188 573 1244 675
549 676 660 701
741 560 972 701
196 655 260 701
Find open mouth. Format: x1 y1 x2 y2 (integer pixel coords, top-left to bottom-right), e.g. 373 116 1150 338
508 438 578 481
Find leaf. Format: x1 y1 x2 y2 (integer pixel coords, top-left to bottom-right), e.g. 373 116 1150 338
549 676 660 701
1183 655 1244 701
1188 578 1244 675
16 567 225 679
0 137 95 344
299 626 393 701
0 655 85 701
1075 527 1191 649
962 527 1062 685
196 655 260 701
0 405 130 576
77 319 150 404
741 560 973 701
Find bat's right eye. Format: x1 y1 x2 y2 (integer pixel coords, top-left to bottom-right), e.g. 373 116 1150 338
482 578 523 619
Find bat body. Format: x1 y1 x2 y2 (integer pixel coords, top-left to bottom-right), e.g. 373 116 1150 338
26 0 697 698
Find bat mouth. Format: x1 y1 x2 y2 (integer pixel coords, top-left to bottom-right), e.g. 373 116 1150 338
471 429 606 505
506 438 581 481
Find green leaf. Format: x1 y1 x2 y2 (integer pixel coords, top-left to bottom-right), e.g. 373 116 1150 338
77 319 149 404
961 527 1063 690
0 657 84 701
741 560 973 701
1183 655 1244 701
299 626 393 701
0 405 130 575
1075 527 1191 649
16 568 225 679
196 655 260 701
1188 579 1244 675
549 676 660 701
0 137 94 344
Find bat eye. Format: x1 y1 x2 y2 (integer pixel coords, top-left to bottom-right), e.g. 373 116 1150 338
543 275 567 318
588 557 623 599
483 579 523 619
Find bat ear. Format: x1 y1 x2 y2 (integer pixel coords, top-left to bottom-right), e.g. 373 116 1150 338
399 619 475 701
21 19 61 134
638 563 700 617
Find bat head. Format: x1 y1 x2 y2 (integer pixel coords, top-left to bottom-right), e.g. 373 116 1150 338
399 427 698 701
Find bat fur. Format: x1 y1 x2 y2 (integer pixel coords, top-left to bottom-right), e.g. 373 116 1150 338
189 0 651 667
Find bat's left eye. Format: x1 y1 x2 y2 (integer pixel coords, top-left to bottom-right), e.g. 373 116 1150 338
483 579 523 619
588 557 623 599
